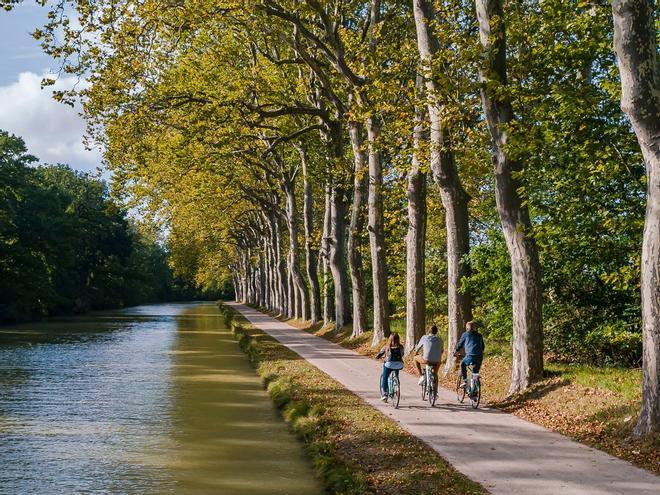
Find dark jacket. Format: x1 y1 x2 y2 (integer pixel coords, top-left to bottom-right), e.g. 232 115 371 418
455 331 485 358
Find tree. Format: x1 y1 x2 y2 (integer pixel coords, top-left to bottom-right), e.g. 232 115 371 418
611 0 659 435
475 0 543 394
412 0 473 368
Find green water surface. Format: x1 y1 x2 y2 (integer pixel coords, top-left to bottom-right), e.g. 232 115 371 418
0 302 322 494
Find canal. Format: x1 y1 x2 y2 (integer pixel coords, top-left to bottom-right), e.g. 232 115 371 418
0 302 322 494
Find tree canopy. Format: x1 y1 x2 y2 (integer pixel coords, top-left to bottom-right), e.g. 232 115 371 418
16 0 659 433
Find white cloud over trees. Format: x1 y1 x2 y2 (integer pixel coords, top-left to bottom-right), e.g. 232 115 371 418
0 71 102 172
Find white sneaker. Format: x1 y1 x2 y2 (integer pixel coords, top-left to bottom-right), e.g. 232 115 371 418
418 377 425 386
381 395 388 402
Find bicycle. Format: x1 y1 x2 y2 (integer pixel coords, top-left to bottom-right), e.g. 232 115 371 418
379 368 401 409
455 361 481 409
420 364 437 407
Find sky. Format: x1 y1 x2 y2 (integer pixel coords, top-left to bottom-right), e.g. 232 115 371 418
0 2 102 172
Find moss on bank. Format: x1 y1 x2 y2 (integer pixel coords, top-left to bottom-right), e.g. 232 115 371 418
219 303 485 495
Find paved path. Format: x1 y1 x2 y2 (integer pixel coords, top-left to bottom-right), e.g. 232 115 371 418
227 303 659 495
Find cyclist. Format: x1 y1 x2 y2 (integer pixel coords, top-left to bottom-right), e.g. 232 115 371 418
454 321 485 387
376 333 404 402
413 325 443 392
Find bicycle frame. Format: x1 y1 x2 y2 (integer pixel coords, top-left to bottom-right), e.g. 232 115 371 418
424 364 437 406
456 362 481 408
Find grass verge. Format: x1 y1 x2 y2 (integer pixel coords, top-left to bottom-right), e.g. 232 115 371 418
271 310 659 475
219 303 485 495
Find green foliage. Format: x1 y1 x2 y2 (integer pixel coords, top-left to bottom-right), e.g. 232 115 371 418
0 130 218 322
24 0 648 368
448 0 646 367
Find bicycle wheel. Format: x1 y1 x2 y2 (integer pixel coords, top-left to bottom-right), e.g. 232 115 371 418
390 375 400 409
421 371 427 401
379 371 385 397
470 377 481 409
456 373 466 403
428 374 436 407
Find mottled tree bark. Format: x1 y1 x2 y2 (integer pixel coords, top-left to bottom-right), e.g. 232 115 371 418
612 0 660 435
348 121 370 338
284 180 311 321
365 0 391 346
320 186 333 325
329 184 351 331
301 151 321 324
274 217 288 316
258 251 266 307
327 121 351 332
262 236 270 309
266 215 281 313
366 115 391 346
286 251 297 318
413 0 473 373
231 267 241 303
405 83 428 356
246 247 253 304
475 0 544 395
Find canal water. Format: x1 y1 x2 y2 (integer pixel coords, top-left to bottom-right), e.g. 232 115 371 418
0 302 322 494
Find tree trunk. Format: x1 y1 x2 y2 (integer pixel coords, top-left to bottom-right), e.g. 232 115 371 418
327 121 351 332
286 250 296 319
231 269 240 303
405 82 428 356
612 0 660 435
284 180 311 321
329 185 351 331
301 152 321 324
258 251 266 307
264 235 275 311
366 115 391 346
246 248 253 304
475 0 544 395
348 121 370 338
274 217 288 316
262 237 270 310
413 0 473 373
320 185 333 325
266 216 280 312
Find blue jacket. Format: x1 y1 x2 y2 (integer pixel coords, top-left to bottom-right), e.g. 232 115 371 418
455 331 485 358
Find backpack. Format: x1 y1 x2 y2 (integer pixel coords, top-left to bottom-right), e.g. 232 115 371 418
389 346 403 362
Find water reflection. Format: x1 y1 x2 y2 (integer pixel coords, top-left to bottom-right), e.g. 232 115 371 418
0 302 321 494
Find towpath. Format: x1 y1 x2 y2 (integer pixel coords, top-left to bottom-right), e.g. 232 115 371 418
227 302 659 495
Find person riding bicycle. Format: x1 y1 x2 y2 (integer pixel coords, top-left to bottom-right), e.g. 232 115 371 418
376 333 404 402
454 321 485 387
413 325 443 392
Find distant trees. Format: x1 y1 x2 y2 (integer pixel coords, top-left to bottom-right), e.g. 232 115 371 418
0 131 211 322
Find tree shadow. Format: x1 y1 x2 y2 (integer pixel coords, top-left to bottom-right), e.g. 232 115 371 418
494 378 571 412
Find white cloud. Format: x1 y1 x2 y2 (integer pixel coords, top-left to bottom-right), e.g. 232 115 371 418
0 71 103 172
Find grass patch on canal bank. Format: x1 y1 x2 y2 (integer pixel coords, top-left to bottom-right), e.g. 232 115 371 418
272 312 659 475
218 303 485 495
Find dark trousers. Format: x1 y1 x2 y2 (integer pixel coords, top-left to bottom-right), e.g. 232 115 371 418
381 366 400 395
461 356 482 381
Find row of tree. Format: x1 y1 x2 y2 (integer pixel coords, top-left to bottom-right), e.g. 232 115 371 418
25 0 657 433
0 131 224 322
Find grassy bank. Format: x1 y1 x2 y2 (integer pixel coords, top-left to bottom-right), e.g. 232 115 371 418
219 304 485 495
275 312 659 475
